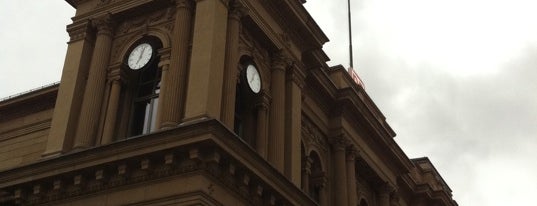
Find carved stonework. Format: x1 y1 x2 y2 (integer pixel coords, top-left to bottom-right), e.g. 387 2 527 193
67 20 92 42
279 33 291 47
286 64 306 88
239 29 271 84
229 0 247 20
346 146 359 161
329 135 350 151
301 116 328 152
96 0 111 7
115 8 175 35
92 14 115 37
272 51 292 72
110 8 174 65
2 143 296 205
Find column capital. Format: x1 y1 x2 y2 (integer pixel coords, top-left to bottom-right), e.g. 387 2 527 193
272 51 292 72
158 47 172 69
390 192 400 205
311 173 327 188
229 0 247 20
107 65 126 84
255 90 271 110
286 64 306 88
302 156 313 174
92 14 114 37
329 135 349 151
195 0 230 6
67 20 92 43
378 182 395 195
175 0 193 10
346 146 360 161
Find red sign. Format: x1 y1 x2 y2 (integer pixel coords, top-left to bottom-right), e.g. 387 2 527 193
347 67 365 88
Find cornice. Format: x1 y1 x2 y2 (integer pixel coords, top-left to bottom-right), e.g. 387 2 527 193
261 0 328 51
0 119 316 206
66 0 91 9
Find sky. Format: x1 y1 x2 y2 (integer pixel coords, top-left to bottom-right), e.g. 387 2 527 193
1 1 536 205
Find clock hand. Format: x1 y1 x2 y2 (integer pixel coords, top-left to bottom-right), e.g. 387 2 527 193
136 47 145 64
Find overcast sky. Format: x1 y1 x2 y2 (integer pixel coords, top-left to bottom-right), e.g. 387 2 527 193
1 1 536 205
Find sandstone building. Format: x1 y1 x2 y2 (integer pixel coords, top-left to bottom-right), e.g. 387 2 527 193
0 0 458 205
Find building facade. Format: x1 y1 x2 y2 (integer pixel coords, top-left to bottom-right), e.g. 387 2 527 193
0 0 457 205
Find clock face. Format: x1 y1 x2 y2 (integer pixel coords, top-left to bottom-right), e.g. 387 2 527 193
127 43 153 70
246 64 261 93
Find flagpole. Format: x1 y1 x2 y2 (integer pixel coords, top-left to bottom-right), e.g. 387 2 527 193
347 0 354 68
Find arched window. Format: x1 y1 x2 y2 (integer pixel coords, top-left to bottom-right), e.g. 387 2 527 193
129 65 161 136
360 199 369 206
233 57 261 145
121 36 163 137
309 151 324 203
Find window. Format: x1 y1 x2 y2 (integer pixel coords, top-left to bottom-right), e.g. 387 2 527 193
233 59 260 145
121 37 163 137
129 66 161 136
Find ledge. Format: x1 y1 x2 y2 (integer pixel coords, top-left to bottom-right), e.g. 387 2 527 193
0 118 316 205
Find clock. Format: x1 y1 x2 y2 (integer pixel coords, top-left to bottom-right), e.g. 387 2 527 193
245 64 261 93
127 43 153 70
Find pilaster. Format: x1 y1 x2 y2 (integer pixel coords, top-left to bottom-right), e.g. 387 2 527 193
268 52 290 172
183 0 230 121
330 135 349 206
221 1 246 129
301 156 312 193
284 63 305 186
158 0 193 129
44 20 94 156
74 15 114 149
255 90 270 158
346 147 358 206
100 69 122 145
378 182 395 206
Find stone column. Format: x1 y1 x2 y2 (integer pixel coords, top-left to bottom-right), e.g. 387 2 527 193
154 48 171 129
390 193 401 206
284 64 305 186
301 156 312 194
379 183 394 206
158 0 193 129
101 73 122 144
331 136 349 206
315 177 328 206
346 147 358 206
73 16 114 149
268 52 288 172
44 20 94 156
221 1 245 128
183 0 230 121
255 91 270 158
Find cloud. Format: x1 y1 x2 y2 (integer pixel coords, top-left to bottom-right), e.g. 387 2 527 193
305 1 537 205
0 2 73 98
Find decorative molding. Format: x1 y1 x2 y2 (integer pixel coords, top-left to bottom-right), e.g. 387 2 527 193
92 14 115 37
115 8 175 35
110 8 174 65
67 20 93 43
0 127 306 205
96 0 112 7
271 51 291 72
346 146 359 161
0 120 51 142
0 120 313 205
301 116 328 152
329 135 349 151
229 0 247 21
175 0 193 10
286 63 306 89
255 90 271 110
